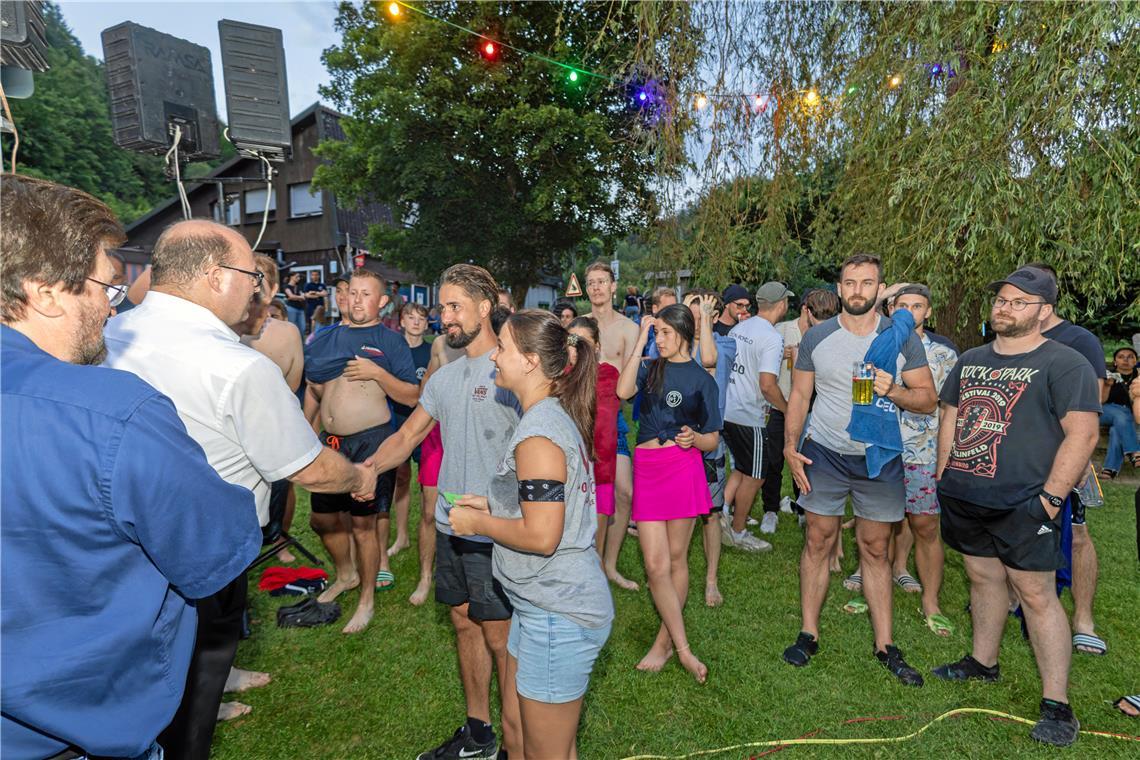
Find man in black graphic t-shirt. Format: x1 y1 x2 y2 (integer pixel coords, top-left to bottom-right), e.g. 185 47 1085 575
933 267 1100 747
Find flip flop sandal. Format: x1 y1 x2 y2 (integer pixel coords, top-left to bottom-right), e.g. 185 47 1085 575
924 612 955 637
843 573 863 592
843 596 868 614
1114 695 1140 717
894 573 923 593
375 570 396 591
1073 632 1107 655
1099 468 1118 480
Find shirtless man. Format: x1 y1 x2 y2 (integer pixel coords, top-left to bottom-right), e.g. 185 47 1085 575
585 260 642 591
303 269 420 632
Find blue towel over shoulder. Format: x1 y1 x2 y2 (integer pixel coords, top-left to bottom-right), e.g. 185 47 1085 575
846 309 915 478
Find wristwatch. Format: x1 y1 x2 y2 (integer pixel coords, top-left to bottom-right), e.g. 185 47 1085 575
1040 491 1064 509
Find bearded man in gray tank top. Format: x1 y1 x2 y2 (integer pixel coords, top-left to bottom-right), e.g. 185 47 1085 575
356 264 522 760
781 254 938 686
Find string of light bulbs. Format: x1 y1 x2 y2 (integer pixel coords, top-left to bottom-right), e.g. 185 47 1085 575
380 1 967 116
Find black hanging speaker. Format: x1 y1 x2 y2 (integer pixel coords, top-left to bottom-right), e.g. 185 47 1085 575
1 0 49 99
218 20 291 161
100 21 220 159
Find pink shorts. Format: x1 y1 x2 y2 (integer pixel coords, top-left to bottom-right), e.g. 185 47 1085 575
631 445 712 522
418 424 443 487
595 482 615 516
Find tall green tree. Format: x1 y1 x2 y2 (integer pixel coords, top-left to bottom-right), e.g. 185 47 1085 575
3 3 233 223
315 1 696 297
636 2 1139 348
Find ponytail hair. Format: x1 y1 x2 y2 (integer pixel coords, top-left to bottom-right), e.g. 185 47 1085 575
505 310 597 459
646 303 695 395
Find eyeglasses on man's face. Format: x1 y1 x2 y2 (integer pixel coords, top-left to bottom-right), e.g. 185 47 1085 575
87 277 129 307
991 295 1045 312
219 264 265 289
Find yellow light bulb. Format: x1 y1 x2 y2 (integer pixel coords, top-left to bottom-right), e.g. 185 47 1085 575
888 73 902 89
803 89 820 107
695 94 709 111
387 2 401 17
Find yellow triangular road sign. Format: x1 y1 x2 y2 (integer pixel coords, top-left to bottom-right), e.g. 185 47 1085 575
566 273 583 297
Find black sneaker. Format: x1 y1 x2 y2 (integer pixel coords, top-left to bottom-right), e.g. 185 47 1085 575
782 631 818 667
875 645 924 687
931 654 1000 683
416 725 498 760
1030 699 1079 747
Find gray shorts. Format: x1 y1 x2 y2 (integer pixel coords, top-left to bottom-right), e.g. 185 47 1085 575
796 438 905 523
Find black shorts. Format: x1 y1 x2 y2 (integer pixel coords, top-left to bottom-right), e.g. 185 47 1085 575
310 424 396 517
939 491 1064 572
723 421 766 479
434 532 513 620
703 447 726 514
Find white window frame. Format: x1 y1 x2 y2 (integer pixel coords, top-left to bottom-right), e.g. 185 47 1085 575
245 187 277 220
289 182 323 218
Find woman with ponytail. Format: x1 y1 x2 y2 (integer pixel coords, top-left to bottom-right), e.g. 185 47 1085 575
617 303 723 684
448 310 612 759
568 316 621 560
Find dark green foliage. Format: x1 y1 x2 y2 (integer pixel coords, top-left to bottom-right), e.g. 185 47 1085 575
315 1 693 291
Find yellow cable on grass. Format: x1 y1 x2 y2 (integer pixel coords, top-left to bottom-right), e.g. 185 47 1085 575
619 707 1140 759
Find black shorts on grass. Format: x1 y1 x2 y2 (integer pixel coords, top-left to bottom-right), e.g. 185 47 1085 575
939 490 1064 572
723 421 766 479
310 424 396 517
434 531 513 621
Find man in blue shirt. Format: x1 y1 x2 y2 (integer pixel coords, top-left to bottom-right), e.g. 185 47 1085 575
1 176 261 759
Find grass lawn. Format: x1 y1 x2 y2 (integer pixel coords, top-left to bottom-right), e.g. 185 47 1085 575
215 475 1139 759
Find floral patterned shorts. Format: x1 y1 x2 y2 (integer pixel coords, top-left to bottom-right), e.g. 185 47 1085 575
903 462 940 516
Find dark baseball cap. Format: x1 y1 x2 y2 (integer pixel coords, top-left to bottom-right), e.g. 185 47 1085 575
893 284 932 302
988 266 1058 305
722 284 751 304
755 281 794 304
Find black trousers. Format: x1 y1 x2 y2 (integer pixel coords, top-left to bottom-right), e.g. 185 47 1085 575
159 572 248 760
760 410 785 513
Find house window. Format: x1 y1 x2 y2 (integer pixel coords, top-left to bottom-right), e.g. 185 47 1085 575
210 198 241 225
290 182 323 218
244 187 277 221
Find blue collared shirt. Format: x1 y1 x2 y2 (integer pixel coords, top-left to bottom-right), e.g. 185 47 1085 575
1 326 261 759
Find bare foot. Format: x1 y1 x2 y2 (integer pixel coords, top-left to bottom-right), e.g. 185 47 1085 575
607 570 640 592
217 702 252 722
705 584 723 607
409 582 431 606
677 650 709 684
387 537 409 557
275 547 296 564
224 667 271 694
829 556 842 573
635 645 673 673
341 603 374 634
317 574 360 604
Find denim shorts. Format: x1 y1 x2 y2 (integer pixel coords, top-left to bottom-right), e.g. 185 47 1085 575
507 599 611 704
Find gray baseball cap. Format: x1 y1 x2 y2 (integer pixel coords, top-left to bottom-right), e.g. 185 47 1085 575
893 284 932 302
755 281 794 304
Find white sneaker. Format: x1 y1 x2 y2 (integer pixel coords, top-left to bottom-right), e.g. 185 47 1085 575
746 516 759 527
760 512 779 534
779 496 793 514
733 530 772 553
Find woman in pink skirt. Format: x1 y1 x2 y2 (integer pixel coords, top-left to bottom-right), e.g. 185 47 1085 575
617 304 723 683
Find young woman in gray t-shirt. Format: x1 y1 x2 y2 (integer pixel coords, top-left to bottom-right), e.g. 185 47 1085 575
448 310 613 760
